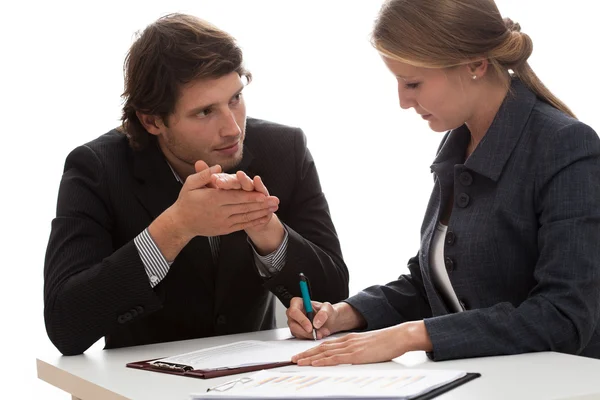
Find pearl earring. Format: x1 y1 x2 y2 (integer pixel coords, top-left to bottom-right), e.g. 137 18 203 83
472 75 477 80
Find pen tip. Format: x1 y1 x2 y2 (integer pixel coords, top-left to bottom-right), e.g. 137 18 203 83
312 330 317 341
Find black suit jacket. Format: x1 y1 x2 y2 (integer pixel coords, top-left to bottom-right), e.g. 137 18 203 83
44 118 349 355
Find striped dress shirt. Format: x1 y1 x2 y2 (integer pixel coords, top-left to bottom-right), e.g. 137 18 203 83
134 165 288 288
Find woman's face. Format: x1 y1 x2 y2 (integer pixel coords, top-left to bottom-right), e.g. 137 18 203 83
381 56 479 133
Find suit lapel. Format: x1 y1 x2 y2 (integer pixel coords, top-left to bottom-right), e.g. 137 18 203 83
464 79 536 181
131 140 215 295
132 140 181 219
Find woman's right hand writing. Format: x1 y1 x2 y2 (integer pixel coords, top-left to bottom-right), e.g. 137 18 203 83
286 298 366 340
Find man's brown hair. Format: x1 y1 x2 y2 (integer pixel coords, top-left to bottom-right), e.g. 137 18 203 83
120 13 252 150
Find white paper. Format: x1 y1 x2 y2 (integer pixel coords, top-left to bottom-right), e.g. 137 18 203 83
152 339 324 371
192 369 468 399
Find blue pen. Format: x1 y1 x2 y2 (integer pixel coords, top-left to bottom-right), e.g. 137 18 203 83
299 273 317 340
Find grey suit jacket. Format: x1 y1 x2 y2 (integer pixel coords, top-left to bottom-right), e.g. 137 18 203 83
346 79 600 360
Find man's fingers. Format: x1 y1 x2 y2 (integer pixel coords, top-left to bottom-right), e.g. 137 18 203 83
235 171 255 192
228 215 271 232
195 160 219 189
194 160 210 173
218 190 276 205
224 197 278 216
185 165 222 190
253 175 269 196
210 171 264 194
206 171 270 200
229 207 276 226
212 173 242 190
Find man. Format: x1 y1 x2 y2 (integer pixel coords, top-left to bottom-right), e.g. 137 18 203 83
44 13 349 356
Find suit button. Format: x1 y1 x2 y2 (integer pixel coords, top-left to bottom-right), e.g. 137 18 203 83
135 306 144 314
282 291 293 300
216 315 227 325
445 231 456 246
130 308 139 318
459 172 473 186
118 312 132 324
274 285 285 294
457 193 470 208
444 257 455 272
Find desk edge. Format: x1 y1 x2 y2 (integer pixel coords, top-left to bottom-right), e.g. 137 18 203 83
36 358 130 400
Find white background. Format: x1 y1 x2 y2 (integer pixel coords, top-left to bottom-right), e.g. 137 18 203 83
1 1 598 398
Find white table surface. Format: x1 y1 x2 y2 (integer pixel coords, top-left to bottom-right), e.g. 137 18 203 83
37 328 600 400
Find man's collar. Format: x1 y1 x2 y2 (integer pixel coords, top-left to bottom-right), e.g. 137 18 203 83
135 139 255 185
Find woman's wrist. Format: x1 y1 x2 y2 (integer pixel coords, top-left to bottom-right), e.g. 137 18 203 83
402 320 433 352
333 302 367 332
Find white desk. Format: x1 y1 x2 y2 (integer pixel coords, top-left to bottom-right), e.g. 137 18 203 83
37 328 600 400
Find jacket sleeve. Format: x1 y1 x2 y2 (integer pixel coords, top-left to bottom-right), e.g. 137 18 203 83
424 122 600 360
44 145 163 355
262 130 349 305
344 253 432 329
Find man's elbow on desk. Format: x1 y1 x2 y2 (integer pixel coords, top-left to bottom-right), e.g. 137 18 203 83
44 305 97 356
45 325 93 356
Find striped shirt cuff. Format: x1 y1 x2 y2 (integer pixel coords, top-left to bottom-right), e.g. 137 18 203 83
134 228 171 288
249 228 289 278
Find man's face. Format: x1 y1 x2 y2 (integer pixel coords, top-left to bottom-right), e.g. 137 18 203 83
154 72 247 175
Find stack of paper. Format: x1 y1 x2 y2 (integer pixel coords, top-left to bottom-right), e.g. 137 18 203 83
191 369 470 399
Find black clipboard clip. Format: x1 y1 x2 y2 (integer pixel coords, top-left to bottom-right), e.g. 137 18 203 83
152 361 193 372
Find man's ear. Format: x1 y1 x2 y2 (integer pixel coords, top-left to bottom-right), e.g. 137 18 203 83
465 59 489 80
136 111 164 136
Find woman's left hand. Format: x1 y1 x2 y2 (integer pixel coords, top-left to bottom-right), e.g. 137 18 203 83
291 321 432 367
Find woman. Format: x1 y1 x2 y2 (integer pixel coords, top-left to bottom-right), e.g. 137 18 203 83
287 0 600 364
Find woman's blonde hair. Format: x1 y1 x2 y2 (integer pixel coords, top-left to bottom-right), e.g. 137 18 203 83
372 0 575 118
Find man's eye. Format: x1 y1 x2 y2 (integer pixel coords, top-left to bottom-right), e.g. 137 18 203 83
231 93 242 103
197 108 212 117
404 82 420 89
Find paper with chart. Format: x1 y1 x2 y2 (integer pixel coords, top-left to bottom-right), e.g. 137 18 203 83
192 369 468 399
151 339 325 370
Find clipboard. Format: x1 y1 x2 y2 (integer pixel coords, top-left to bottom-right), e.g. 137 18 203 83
126 338 330 380
126 358 294 379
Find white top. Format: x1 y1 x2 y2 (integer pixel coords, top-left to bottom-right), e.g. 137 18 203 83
430 222 463 313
